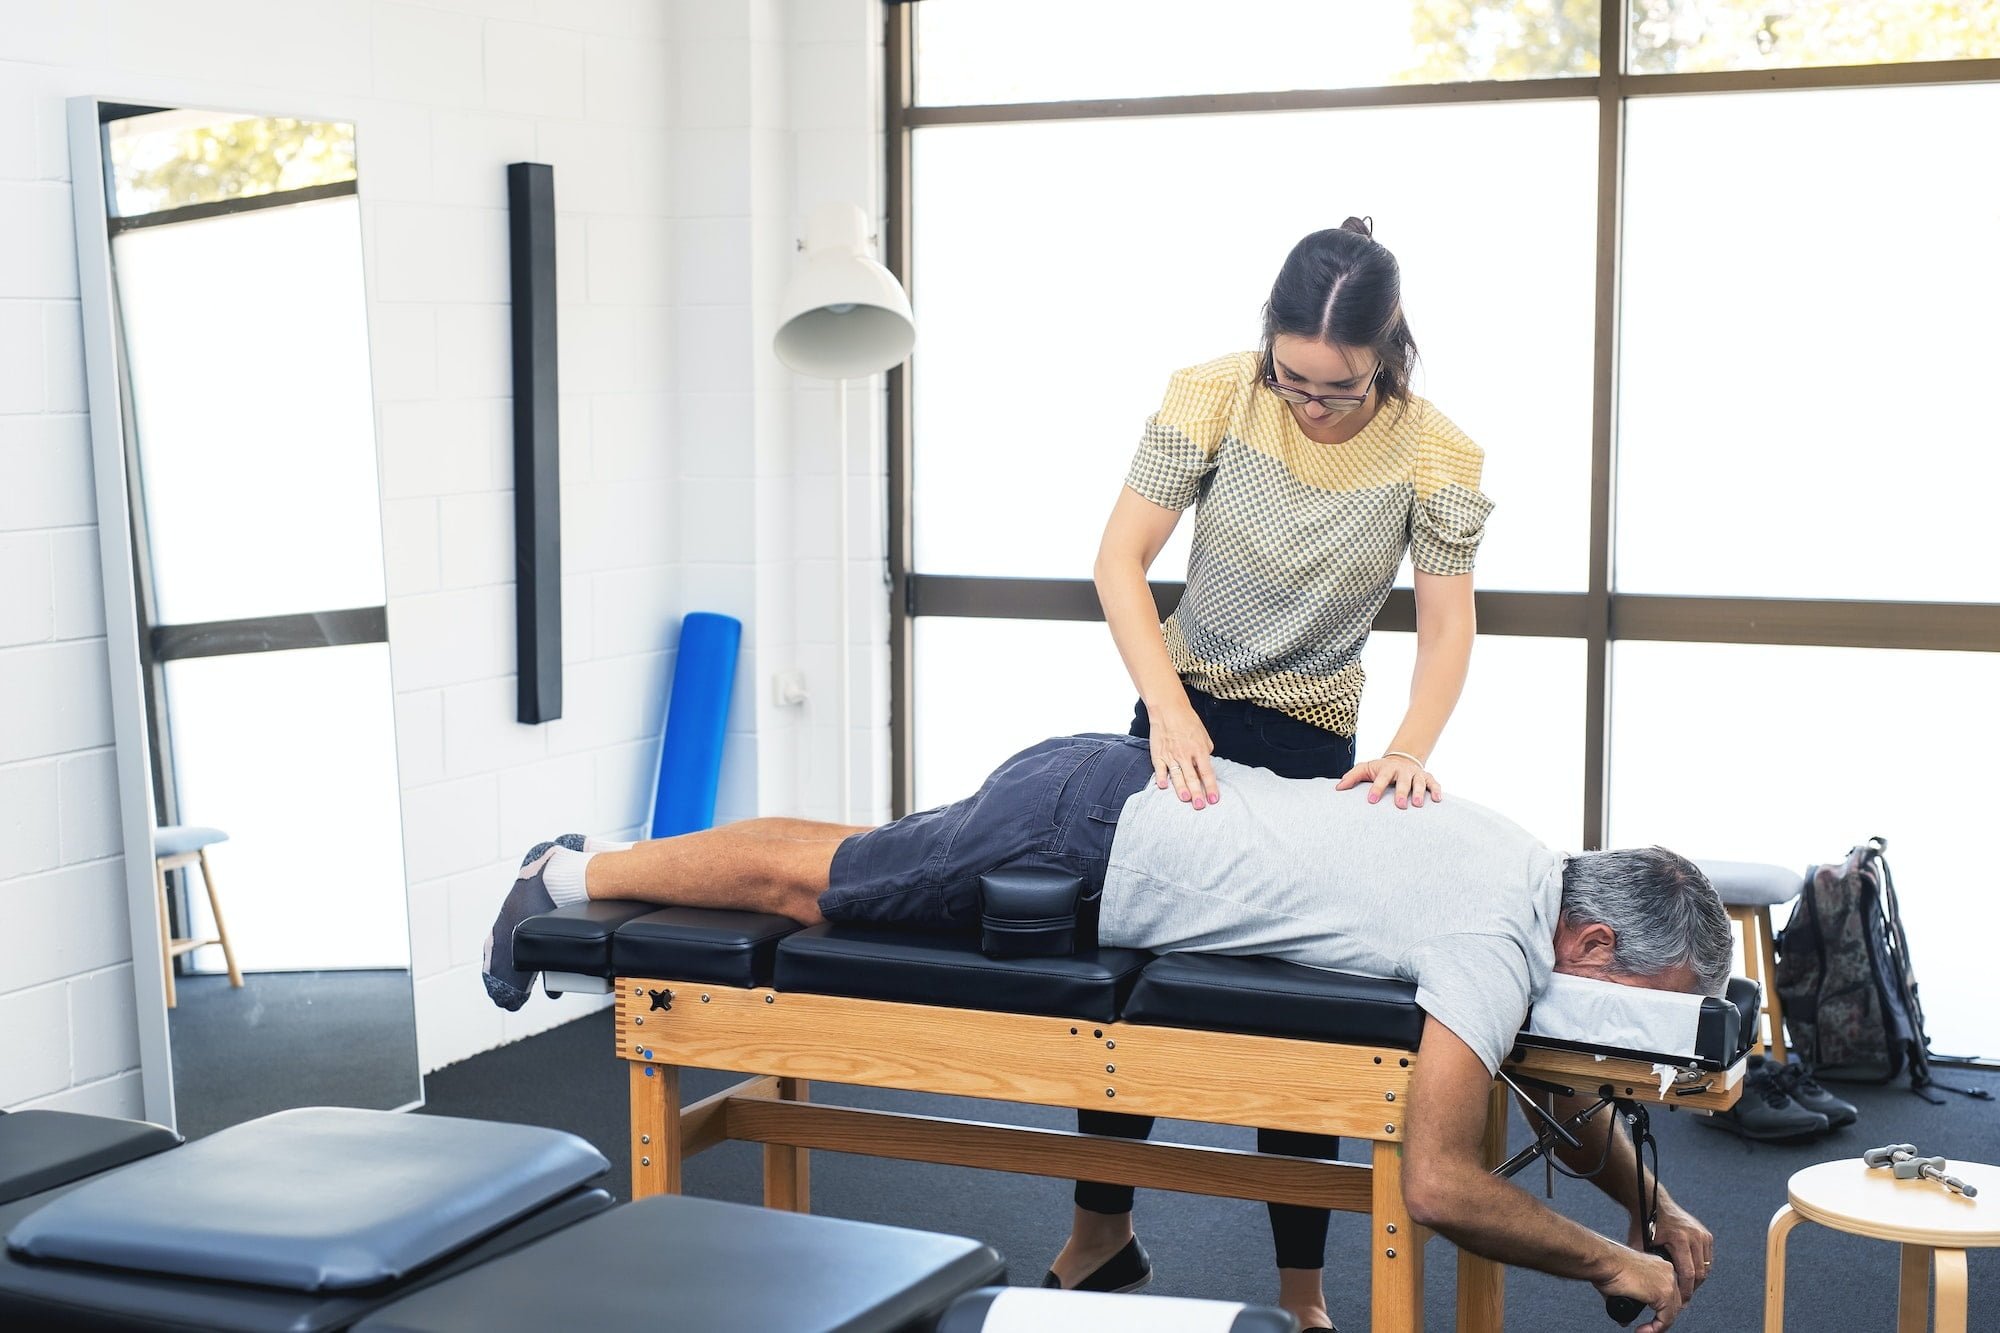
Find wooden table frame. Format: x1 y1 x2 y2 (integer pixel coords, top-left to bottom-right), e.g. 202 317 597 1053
615 977 1745 1333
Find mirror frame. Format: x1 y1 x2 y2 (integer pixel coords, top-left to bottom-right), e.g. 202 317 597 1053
65 95 421 1128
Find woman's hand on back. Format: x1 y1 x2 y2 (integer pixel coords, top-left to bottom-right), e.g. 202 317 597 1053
1337 753 1441 809
1147 700 1221 810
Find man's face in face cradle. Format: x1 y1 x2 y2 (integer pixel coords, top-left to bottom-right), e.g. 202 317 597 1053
1552 918 1704 995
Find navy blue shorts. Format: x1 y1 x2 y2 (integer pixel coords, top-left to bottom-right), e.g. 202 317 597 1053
819 734 1157 929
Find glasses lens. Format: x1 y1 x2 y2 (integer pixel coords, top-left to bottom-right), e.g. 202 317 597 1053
1266 380 1310 403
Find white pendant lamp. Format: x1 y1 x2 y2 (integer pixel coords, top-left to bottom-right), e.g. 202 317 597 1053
773 203 915 823
775 202 915 377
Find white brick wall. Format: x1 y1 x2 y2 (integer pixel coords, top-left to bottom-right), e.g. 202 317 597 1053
2 0 892 1109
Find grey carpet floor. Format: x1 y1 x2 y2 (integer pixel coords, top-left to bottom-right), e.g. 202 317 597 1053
170 970 422 1140
423 1009 1999 1330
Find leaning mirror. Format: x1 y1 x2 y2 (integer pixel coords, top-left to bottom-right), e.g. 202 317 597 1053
68 99 421 1136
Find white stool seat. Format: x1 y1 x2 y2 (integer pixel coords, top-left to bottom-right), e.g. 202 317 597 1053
1697 859 1803 908
155 825 230 858
151 826 241 1006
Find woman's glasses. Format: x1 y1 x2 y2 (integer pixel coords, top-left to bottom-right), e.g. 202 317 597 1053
1263 361 1381 414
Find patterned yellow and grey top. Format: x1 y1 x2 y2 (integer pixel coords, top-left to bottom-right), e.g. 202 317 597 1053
1126 351 1494 737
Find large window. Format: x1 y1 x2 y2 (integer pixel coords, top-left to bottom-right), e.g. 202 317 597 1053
889 6 2000 1056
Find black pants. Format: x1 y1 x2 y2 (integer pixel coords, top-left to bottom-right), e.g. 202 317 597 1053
1074 687 1357 1271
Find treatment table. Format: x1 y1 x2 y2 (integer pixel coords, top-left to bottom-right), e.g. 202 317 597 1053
514 894 1759 1332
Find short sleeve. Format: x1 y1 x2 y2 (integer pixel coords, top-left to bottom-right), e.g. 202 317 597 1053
1401 932 1533 1076
1123 364 1237 511
1410 413 1495 576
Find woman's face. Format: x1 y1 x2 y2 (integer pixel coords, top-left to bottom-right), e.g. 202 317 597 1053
1267 334 1381 424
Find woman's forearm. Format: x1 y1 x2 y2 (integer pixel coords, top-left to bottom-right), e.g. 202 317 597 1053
1389 579 1475 761
1094 555 1187 709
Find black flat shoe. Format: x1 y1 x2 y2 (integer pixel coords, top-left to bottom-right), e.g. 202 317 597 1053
1040 1236 1152 1293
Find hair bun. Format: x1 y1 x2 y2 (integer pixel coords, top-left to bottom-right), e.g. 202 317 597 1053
1340 215 1375 239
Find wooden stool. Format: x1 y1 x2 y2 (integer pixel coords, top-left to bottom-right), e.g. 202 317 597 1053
1697 860 1803 1063
154 825 243 1009
1766 1157 1997 1331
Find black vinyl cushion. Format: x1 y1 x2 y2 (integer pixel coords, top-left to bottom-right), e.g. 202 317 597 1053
0 1184 612 1333
612 907 802 986
352 1193 1005 1333
1724 975 1760 1061
1124 953 1426 1050
979 865 1084 959
776 925 1152 1024
513 900 658 979
0 1111 182 1207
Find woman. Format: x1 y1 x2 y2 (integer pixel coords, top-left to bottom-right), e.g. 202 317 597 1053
1046 218 1494 1332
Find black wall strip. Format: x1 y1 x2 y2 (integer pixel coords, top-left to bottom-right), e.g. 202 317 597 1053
508 162 562 723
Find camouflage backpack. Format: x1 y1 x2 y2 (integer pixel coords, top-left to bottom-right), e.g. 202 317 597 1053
1774 837 1989 1102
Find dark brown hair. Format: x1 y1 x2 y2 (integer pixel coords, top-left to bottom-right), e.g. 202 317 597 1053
1260 217 1419 413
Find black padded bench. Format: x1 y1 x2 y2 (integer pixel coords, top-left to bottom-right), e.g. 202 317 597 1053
0 1107 1003 1332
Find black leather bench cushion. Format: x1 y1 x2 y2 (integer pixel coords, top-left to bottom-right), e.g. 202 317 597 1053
513 900 657 979
0 1183 611 1333
1124 953 1426 1049
0 1110 182 1206
612 907 802 986
776 926 1152 1024
353 1193 1005 1333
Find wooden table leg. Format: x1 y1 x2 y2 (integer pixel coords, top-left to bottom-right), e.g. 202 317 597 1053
1764 1204 1802 1333
154 861 177 1010
763 1077 810 1212
1932 1248 1967 1333
1372 1140 1423 1333
1458 1084 1507 1332
1898 1243 1931 1333
630 1061 679 1198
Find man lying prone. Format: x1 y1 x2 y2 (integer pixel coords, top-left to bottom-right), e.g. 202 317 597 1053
483 732 1730 1332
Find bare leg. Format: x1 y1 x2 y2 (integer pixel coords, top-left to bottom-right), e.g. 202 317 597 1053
585 817 872 924
1048 1207 1137 1288
483 817 873 1011
1276 1269 1331 1331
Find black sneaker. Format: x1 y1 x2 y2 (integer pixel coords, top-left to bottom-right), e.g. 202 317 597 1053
521 833 586 867
1701 1059 1830 1141
1770 1059 1859 1129
1041 1236 1152 1293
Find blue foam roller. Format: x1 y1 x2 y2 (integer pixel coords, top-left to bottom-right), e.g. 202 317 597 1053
649 612 742 839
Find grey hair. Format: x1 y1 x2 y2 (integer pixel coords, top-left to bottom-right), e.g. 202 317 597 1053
1559 848 1733 995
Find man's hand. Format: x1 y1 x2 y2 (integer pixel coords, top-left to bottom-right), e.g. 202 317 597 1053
1595 1245 1683 1332
1639 1199 1715 1302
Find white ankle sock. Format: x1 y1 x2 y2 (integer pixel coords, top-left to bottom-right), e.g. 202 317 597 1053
584 836 635 853
543 847 594 906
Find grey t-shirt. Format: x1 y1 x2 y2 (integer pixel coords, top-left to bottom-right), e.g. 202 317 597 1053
1100 758 1568 1073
